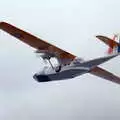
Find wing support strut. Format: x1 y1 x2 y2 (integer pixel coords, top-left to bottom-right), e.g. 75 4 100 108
45 58 61 72
38 51 62 72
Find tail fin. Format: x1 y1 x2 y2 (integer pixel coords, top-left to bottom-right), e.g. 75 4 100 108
96 34 120 54
107 35 117 54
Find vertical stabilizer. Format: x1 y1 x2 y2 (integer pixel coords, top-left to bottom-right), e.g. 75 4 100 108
107 34 117 54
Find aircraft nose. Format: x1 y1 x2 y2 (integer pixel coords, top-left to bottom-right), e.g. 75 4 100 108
33 74 38 80
33 74 51 82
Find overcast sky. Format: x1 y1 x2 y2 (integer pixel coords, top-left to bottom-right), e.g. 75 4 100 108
0 0 120 120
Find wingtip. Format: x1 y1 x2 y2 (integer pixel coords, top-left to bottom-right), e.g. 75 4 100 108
0 21 12 29
0 21 6 24
0 21 8 26
96 35 103 39
96 35 100 37
0 21 10 25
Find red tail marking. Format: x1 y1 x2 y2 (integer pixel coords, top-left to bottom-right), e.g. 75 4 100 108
107 35 116 54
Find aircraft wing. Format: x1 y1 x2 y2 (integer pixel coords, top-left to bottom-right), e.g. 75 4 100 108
96 35 119 48
0 22 75 64
90 66 120 84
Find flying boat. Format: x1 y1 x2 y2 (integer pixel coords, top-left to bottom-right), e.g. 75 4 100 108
0 22 120 84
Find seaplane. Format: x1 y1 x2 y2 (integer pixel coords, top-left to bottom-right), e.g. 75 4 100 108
0 22 120 84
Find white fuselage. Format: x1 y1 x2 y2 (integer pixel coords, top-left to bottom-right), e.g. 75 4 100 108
33 58 90 82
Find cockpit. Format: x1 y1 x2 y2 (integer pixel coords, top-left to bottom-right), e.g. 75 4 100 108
33 58 60 82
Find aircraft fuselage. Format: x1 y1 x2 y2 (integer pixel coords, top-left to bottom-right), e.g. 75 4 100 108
33 66 89 82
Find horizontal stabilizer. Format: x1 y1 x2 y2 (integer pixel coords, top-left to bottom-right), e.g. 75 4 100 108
90 67 120 84
96 35 119 48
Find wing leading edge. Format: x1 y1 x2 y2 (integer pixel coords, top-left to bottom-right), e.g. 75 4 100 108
0 22 75 64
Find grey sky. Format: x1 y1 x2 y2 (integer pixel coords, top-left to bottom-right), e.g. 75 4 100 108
0 0 120 120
